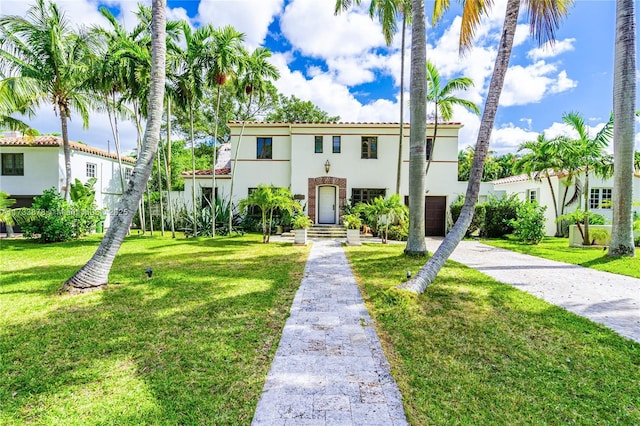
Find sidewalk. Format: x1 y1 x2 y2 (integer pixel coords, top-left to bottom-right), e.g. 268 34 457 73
252 240 408 426
425 238 640 343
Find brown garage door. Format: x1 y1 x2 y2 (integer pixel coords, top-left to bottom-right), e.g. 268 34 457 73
425 196 446 236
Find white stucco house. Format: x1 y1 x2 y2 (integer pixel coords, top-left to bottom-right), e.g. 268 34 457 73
492 170 640 236
0 134 135 230
183 121 495 236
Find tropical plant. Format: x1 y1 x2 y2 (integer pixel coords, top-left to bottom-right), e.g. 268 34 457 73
556 208 606 243
207 25 245 237
425 60 480 177
359 194 408 244
511 202 546 244
228 46 280 234
342 213 362 230
292 214 313 230
62 0 166 293
562 111 613 246
449 194 485 237
513 133 564 235
335 0 411 194
171 22 213 236
0 0 95 200
239 185 302 243
0 191 39 236
401 0 572 292
609 0 637 257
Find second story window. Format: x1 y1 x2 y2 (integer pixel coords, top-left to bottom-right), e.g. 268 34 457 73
426 138 433 161
361 136 377 159
257 137 273 159
86 162 97 178
1 153 24 176
315 136 323 153
332 136 341 153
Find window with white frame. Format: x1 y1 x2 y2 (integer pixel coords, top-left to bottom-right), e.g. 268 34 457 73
124 168 132 181
86 162 97 178
590 188 612 209
527 189 538 203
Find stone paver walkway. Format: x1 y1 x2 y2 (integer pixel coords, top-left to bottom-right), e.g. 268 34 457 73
252 240 407 426
425 238 640 343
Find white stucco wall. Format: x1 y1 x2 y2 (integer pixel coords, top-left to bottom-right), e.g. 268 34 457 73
0 146 59 195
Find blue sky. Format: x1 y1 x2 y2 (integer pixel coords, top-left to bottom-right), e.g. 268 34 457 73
2 0 637 155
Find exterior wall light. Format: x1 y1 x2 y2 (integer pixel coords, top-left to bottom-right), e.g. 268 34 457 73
325 159 331 174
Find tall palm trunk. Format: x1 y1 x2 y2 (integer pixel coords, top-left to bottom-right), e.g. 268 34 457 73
609 0 636 256
395 14 407 195
165 97 176 238
189 101 197 236
59 111 72 201
404 0 427 255
400 0 520 292
106 92 126 193
583 168 590 245
211 86 222 237
157 140 165 236
61 0 166 293
228 92 254 234
545 173 561 236
425 109 438 177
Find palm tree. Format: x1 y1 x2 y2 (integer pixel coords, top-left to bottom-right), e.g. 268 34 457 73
239 185 301 243
335 0 411 195
228 47 280 234
400 0 572 293
513 134 563 235
563 111 613 246
0 191 40 237
359 194 408 243
609 0 636 257
425 60 479 178
206 26 245 237
61 0 166 293
0 0 94 200
404 0 428 255
173 22 213 236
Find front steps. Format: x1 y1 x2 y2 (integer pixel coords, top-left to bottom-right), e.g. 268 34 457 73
281 224 373 239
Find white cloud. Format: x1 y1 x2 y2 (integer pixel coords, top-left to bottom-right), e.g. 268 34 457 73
500 61 576 106
490 123 539 154
280 0 385 58
196 0 283 48
528 38 576 61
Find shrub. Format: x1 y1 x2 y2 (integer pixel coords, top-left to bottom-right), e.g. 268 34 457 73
342 213 362 230
589 228 610 246
387 223 408 241
450 195 486 237
22 188 77 243
483 194 520 238
511 202 546 244
292 215 312 230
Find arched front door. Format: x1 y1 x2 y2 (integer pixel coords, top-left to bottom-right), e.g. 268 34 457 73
318 186 336 224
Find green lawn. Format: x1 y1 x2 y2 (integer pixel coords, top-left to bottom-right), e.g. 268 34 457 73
0 234 309 425
482 236 640 279
345 243 640 424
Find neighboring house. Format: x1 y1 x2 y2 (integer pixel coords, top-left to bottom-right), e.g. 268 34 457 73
183 121 494 236
493 170 640 236
0 134 135 231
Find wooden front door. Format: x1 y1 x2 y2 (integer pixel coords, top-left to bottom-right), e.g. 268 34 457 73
425 196 446 236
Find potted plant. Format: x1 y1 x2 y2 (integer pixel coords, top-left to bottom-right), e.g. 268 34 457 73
292 214 312 245
343 213 362 246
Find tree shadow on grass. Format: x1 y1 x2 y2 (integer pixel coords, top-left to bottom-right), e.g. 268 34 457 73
345 245 640 424
0 239 308 425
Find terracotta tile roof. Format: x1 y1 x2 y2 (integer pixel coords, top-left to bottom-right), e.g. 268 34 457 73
0 135 137 164
227 121 462 126
492 169 563 185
